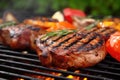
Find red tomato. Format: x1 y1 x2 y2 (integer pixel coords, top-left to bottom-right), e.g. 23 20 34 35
63 8 86 23
106 32 120 62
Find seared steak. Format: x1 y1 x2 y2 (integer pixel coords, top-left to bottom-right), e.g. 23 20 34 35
35 27 116 69
0 24 41 50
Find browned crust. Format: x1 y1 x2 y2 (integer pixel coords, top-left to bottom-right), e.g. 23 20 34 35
37 43 107 69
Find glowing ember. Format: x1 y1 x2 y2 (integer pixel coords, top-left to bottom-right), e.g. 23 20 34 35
17 78 25 80
15 68 87 80
83 77 88 80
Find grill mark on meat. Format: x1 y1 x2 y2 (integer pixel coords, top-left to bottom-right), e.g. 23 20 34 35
40 27 98 46
77 27 98 34
42 27 104 53
48 33 76 48
50 27 99 48
78 34 104 51
94 27 106 33
37 27 116 56
67 32 98 52
51 32 103 55
101 28 116 36
46 35 65 45
89 38 104 51
56 33 84 50
37 33 76 53
51 32 98 55
50 27 95 42
53 27 104 50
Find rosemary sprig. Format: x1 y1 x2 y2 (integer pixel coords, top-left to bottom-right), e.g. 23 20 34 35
41 29 76 40
0 21 16 29
86 20 100 30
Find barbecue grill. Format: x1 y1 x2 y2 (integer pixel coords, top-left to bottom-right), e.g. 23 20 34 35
0 44 120 80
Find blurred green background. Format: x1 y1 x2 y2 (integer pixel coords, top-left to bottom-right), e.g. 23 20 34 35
0 0 120 17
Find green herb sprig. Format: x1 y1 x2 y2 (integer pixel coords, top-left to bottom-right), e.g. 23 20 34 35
0 21 16 29
86 20 100 30
41 29 76 40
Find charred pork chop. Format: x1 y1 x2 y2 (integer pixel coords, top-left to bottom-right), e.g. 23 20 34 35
35 27 116 69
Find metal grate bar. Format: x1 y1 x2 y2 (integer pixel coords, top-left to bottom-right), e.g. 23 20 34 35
0 64 71 80
0 49 38 57
102 60 120 66
96 63 120 71
0 45 10 49
0 53 39 62
0 44 120 80
0 71 38 80
0 78 8 80
0 58 112 80
80 68 120 77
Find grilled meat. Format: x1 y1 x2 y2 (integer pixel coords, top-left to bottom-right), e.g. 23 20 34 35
0 17 59 50
35 27 116 69
0 17 117 69
0 24 42 50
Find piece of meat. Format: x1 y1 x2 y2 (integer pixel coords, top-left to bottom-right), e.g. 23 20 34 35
0 24 43 50
35 27 116 69
0 17 59 50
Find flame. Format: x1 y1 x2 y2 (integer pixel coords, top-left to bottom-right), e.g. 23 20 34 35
15 69 88 80
17 78 25 80
83 77 88 80
19 79 24 80
67 75 74 79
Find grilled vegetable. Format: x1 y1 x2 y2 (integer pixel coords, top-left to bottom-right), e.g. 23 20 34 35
24 18 76 32
97 18 120 31
106 32 120 62
63 8 86 23
52 11 64 22
46 21 76 32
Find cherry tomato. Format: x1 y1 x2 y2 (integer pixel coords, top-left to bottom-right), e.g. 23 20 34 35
106 32 120 62
63 8 86 23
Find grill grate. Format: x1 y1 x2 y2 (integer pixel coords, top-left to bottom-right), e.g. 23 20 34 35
0 44 120 80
